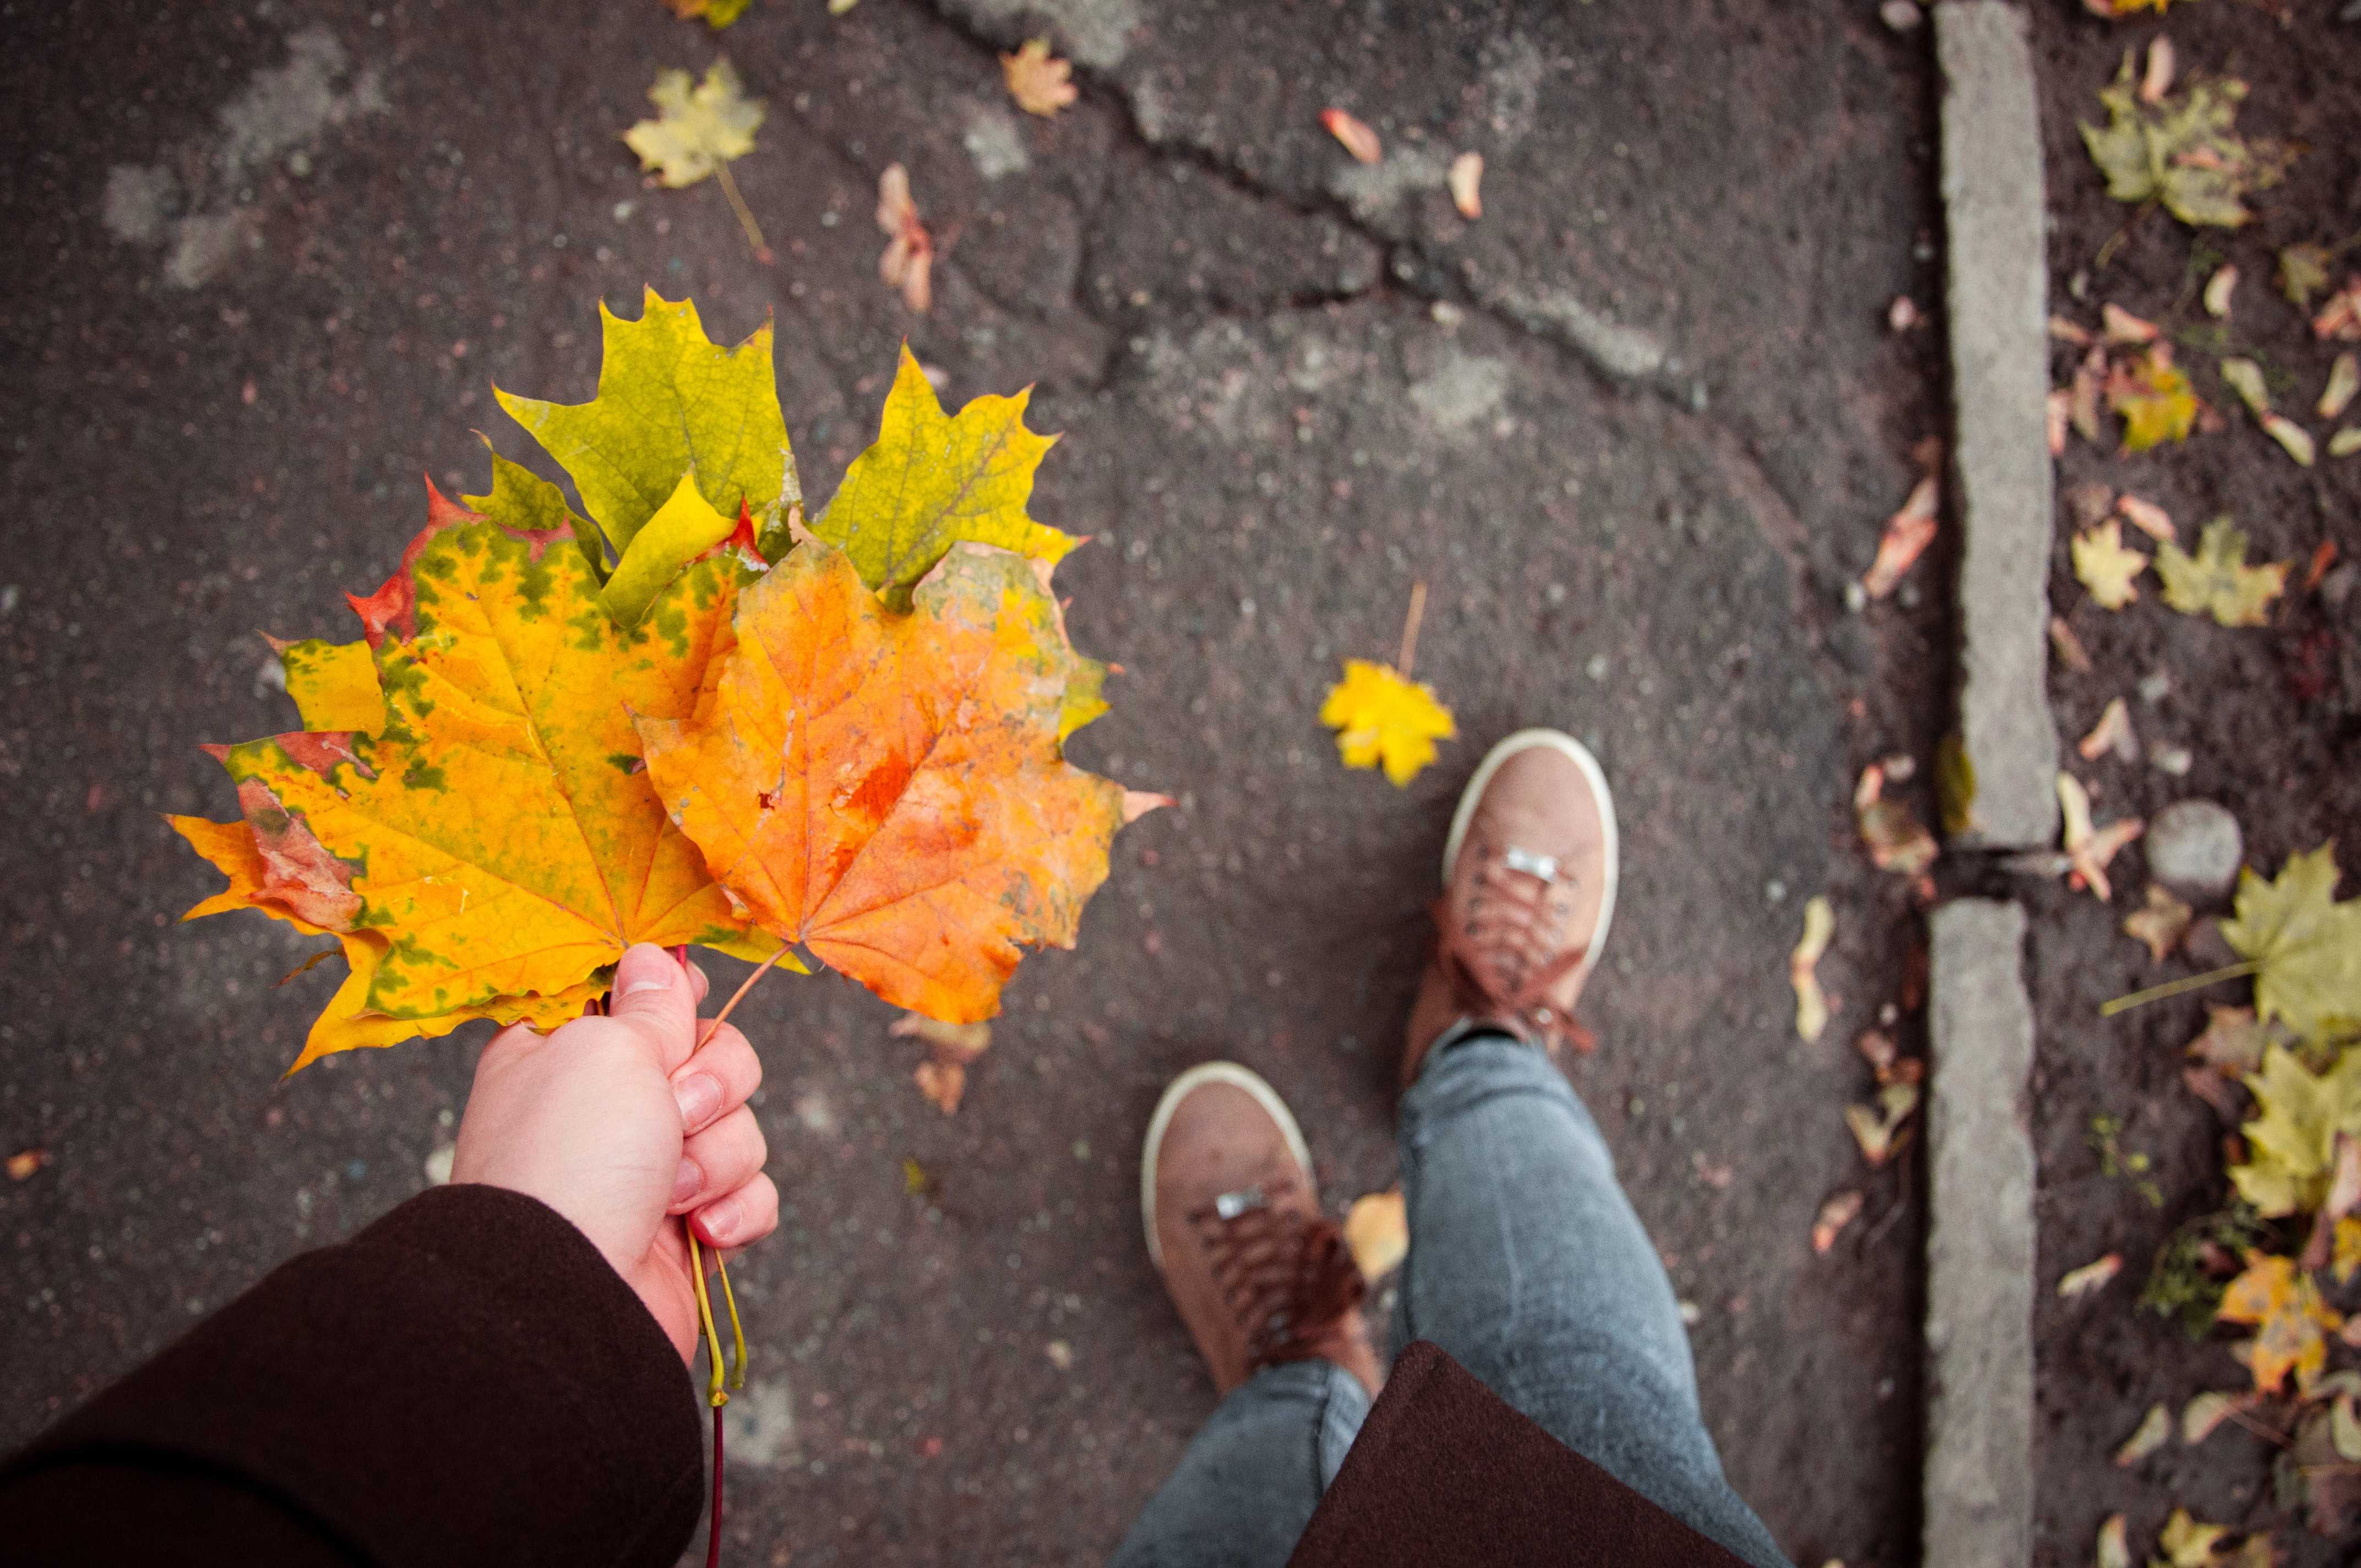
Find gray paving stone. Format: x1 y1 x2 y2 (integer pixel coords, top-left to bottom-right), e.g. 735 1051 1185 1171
1924 899 2034 1568
1936 2 2059 848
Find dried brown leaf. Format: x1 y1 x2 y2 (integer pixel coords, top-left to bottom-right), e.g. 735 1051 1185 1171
1812 1190 1864 1254
1000 39 1078 117
2078 697 2139 763
2058 1252 2124 1299
1448 151 1483 219
2116 493 2176 542
2126 883 2194 961
4 1148 45 1182
2204 264 2238 319
1861 476 1938 598
1320 108 1381 165
2050 616 2095 673
876 163 934 314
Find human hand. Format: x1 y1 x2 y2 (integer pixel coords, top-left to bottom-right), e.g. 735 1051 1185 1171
449 943 779 1362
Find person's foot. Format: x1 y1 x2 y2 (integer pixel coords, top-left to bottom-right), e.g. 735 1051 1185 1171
1402 728 1619 1086
1140 1063 1382 1397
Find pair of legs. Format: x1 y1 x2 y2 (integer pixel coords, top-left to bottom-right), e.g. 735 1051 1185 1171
1115 732 1788 1568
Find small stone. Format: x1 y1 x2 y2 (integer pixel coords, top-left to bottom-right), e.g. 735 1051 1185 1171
2151 745 2193 777
1843 580 1869 614
1881 0 1924 30
2145 800 2242 899
2136 671 2171 704
1585 654 1610 682
2322 564 2357 610
422 1144 455 1185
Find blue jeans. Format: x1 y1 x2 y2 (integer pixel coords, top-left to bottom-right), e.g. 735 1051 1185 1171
1111 1036 1790 1568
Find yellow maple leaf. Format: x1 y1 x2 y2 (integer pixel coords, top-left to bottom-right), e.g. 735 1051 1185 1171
812 345 1078 611
2230 1044 2361 1217
178 500 786 1070
2218 1250 2343 1395
1319 658 1455 786
2073 520 2150 609
2222 845 2361 1041
1000 38 1077 118
2109 346 2200 451
2155 517 2288 627
2156 1507 2233 1568
271 636 387 736
622 58 763 189
638 541 1151 1025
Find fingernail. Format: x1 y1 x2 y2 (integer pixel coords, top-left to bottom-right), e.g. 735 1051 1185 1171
674 1072 721 1129
700 1194 743 1245
617 945 674 997
672 1157 702 1204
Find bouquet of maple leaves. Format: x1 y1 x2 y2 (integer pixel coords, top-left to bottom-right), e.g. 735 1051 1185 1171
174 290 1160 1074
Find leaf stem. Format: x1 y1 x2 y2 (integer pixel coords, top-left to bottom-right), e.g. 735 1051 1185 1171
2098 961 2259 1017
714 1248 748 1391
712 164 773 265
700 945 792 1048
687 1228 727 1408
1397 580 1427 678
707 1403 726 1568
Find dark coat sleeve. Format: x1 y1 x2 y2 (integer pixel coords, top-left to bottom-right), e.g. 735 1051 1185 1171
1286 1341 1757 1568
0 1184 704 1568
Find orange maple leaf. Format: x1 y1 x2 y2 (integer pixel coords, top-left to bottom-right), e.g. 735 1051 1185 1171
639 540 1160 1023
2219 1250 2344 1396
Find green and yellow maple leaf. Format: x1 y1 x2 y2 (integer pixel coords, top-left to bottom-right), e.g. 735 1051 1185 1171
1320 658 1456 786
495 289 799 560
2155 518 2288 627
2072 520 2149 609
600 471 747 629
2152 1508 2232 1568
464 442 608 581
2230 1045 2361 1217
621 59 763 189
2109 346 2200 452
2218 1249 2343 1395
812 345 1078 611
271 636 386 736
2079 58 2292 229
2223 845 2361 1042
177 498 787 1071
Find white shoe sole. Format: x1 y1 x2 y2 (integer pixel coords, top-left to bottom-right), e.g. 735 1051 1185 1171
1140 1061 1314 1272
1440 727 1619 987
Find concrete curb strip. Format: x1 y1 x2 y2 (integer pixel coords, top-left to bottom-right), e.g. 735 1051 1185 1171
1924 899 2036 1568
1935 1 2060 850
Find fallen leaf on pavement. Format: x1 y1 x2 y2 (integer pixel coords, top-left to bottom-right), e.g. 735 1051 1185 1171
2079 697 2139 763
2155 518 2288 626
1812 1190 1863 1254
2126 884 2193 961
1001 39 1077 117
2047 390 2070 455
2229 1044 2361 1218
2302 1135 2361 1273
2058 772 2142 901
2318 277 2361 341
2096 1515 2131 1568
2280 244 2333 308
662 0 754 27
2079 62 2292 228
1344 1188 1409 1280
2070 347 2108 443
2219 844 2361 1042
2116 494 2175 542
876 164 934 314
5 1149 45 1182
894 1011 992 1115
2184 1390 2249 1444
2204 264 2238 318
2137 36 2175 102
2074 521 2150 609
2219 357 2271 419
2260 413 2316 467
1320 108 1381 165
2050 616 2095 673
2114 1402 2171 1466
1845 1082 1919 1167
2338 1219 2361 1286
2157 1510 2233 1568
1448 151 1483 219
2109 345 2200 451
1860 476 1938 598
2059 1253 2124 1300
2221 1249 2343 1395
2103 302 2161 345
2186 1005 2281 1079
2333 428 2361 459
2307 540 2341 591
1792 896 1835 1042
901 1156 937 1197
1321 660 1455 787
623 59 764 188
1892 297 1924 334
2321 356 2359 420
2050 314 2095 346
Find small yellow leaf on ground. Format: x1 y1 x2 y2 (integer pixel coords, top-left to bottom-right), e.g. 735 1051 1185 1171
1448 151 1483 219
2260 413 2315 467
2157 1509 2232 1568
1811 1190 1863 1254
1344 1188 1409 1281
2079 62 2291 228
2280 244 2332 307
2073 520 2148 609
2095 1514 2130 1568
2058 1253 2123 1299
2204 264 2238 318
2125 884 2193 961
623 59 763 189
1791 895 1835 1042
2113 1402 2170 1466
2220 845 2361 1041
5 1148 45 1182
1844 1082 1919 1167
2321 353 2359 420
2219 357 2271 418
2109 345 2199 451
2229 1044 2361 1217
1001 39 1078 117
2183 1390 2244 1444
1320 659 1455 787
2220 1250 2343 1395
1320 107 1381 165
2155 518 2288 627
1860 475 1938 598
2077 697 2137 763
2333 427 2361 459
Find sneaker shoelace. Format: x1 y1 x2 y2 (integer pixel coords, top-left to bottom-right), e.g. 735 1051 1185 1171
1186 1180 1366 1373
1436 847 1592 1043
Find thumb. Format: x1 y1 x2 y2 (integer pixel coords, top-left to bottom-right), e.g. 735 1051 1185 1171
607 944 699 1073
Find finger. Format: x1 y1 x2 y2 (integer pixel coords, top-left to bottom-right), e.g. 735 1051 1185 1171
693 1172 779 1251
670 1106 767 1214
687 961 710 1004
606 943 699 1075
669 1023 760 1136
